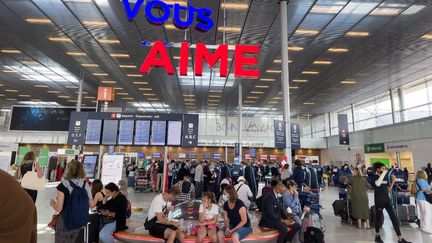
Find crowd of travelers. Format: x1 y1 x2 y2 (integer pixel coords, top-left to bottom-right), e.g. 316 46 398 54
2 150 432 243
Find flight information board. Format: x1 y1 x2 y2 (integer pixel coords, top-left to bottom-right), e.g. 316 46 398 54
167 121 182 146
150 121 167 145
102 120 118 145
85 119 102 144
134 120 151 145
118 120 134 145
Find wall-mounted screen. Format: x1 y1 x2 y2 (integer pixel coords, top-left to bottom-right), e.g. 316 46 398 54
213 154 222 159
150 121 167 145
178 153 186 159
134 120 151 145
102 120 119 145
85 119 102 144
83 155 98 179
118 120 134 145
152 153 161 158
10 106 93 131
189 154 196 159
167 121 182 146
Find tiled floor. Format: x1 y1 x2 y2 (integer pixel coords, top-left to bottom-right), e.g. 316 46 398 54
35 183 432 242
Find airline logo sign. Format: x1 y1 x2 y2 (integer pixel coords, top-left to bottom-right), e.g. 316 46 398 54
385 142 410 152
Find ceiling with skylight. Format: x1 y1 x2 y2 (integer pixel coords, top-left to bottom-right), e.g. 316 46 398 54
0 0 431 117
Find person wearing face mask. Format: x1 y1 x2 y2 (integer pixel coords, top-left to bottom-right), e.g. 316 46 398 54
145 187 185 243
217 186 251 243
282 180 310 226
197 192 219 243
98 183 128 243
260 180 300 243
373 162 411 243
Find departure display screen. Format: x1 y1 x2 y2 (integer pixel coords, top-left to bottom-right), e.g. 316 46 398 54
118 120 134 145
150 121 167 145
134 120 151 145
85 119 102 144
166 121 182 146
102 120 118 145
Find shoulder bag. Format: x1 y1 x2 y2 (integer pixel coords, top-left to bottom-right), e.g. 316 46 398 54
417 180 432 204
21 163 45 191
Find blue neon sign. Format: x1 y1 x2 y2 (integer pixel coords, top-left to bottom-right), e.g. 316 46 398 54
122 0 214 32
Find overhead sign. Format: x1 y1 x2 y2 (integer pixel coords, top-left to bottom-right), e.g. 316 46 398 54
385 142 410 152
338 114 350 145
290 123 301 150
182 114 199 147
274 120 286 148
139 41 260 79
250 147 256 158
67 112 88 145
260 154 268 160
269 155 277 161
97 86 115 102
122 0 214 32
364 143 385 153
234 143 240 158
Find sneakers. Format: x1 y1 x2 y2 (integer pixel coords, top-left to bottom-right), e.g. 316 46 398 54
398 239 411 243
375 235 384 243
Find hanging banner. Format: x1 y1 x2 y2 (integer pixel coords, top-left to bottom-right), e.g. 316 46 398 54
291 123 301 150
250 147 256 158
38 148 49 167
234 143 240 158
67 112 88 145
274 120 286 148
338 114 350 145
182 114 199 147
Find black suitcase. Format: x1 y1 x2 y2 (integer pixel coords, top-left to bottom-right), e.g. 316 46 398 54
332 199 346 217
304 227 324 243
88 213 100 243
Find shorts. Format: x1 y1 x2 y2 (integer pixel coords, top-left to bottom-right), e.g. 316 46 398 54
221 226 252 240
148 223 178 239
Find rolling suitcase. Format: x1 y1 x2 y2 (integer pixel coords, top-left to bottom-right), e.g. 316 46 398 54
397 204 417 223
301 212 323 242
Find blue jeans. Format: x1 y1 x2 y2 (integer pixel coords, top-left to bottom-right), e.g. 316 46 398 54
99 222 116 243
221 226 252 240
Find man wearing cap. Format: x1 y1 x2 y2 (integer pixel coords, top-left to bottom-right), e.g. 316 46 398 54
234 176 254 208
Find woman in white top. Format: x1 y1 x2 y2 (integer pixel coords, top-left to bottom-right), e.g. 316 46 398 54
197 192 219 243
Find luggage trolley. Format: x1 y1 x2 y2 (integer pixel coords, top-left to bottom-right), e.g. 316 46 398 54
134 168 152 192
392 169 418 224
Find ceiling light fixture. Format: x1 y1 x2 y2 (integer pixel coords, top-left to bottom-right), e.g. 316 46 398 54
6 98 17 101
221 3 249 10
49 37 72 42
98 39 120 44
303 102 315 105
346 31 370 37
48 90 60 93
370 8 401 16
247 96 259 99
133 81 148 85
302 71 319 75
35 84 49 88
119 65 137 69
273 59 292 64
143 93 156 96
183 94 194 97
260 78 276 81
82 20 108 26
58 95 70 99
26 18 52 24
93 73 108 76
295 29 319 36
116 92 128 96
138 88 152 91
288 46 304 51
101 80 116 84
209 90 222 93
67 52 87 56
310 5 344 14
266 70 282 73
81 63 98 67
1 49 21 54
22 61 38 65
421 34 432 40
293 79 308 83
18 94 30 97
289 86 300 90
5 89 18 92
313 60 332 65
110 53 130 58
127 74 143 77
255 85 269 88
251 91 264 94
218 26 242 32
328 48 349 53
341 79 357 84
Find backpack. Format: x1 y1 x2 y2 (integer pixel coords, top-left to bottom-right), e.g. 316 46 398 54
182 180 192 193
61 180 89 230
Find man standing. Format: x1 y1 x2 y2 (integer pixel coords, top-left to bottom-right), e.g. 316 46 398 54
259 181 300 243
195 161 204 199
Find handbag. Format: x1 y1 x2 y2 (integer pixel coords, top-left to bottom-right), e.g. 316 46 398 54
417 180 432 204
144 216 158 230
47 214 58 230
100 216 115 229
21 163 45 191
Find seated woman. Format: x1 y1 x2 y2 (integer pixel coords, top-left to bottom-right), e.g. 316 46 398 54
217 186 251 243
197 192 219 243
98 183 128 243
282 180 310 225
90 179 105 208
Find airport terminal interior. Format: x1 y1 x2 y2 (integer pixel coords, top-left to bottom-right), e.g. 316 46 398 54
3 0 432 243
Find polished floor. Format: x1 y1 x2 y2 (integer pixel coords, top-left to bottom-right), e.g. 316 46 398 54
35 182 432 243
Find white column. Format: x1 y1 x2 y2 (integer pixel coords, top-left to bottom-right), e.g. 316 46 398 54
238 81 243 162
280 0 292 166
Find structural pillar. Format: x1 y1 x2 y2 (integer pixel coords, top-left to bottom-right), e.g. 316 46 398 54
350 104 355 131
389 89 396 124
397 88 406 122
73 72 84 151
238 81 243 163
280 0 292 168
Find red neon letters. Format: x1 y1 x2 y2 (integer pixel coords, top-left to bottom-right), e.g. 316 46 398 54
139 41 260 79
